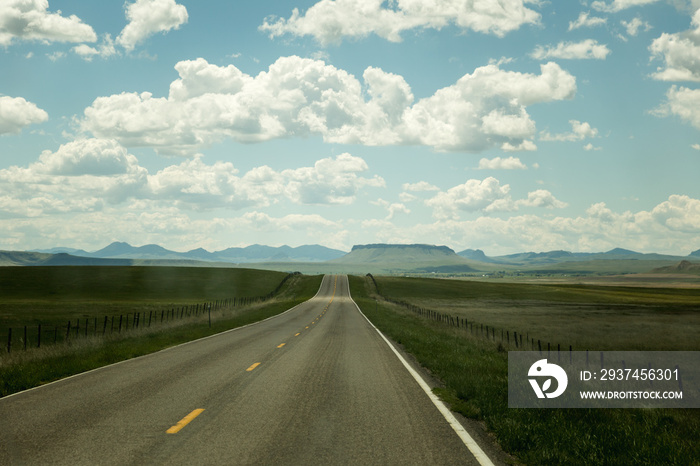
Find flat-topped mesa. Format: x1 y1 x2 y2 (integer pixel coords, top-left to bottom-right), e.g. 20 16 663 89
350 244 456 254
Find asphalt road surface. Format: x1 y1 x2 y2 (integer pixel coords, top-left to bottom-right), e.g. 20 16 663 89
0 275 494 465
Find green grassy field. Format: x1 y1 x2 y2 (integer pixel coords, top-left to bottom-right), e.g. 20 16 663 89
0 266 289 328
349 275 700 465
0 267 322 397
371 275 700 351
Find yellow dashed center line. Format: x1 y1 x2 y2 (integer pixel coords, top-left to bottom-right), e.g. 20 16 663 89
277 343 286 348
295 332 300 336
246 362 261 372
166 409 205 434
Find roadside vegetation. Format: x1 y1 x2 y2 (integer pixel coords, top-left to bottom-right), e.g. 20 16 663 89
349 274 700 465
0 267 322 397
372 276 700 351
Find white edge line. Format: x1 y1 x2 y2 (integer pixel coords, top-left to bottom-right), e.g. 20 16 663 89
346 275 496 466
1 275 330 401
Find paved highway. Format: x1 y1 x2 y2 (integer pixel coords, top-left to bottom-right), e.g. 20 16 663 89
0 275 494 465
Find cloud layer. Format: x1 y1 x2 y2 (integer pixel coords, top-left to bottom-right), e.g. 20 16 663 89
0 139 384 217
79 56 576 154
260 0 541 45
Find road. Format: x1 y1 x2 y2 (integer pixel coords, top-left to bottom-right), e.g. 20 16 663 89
0 275 493 465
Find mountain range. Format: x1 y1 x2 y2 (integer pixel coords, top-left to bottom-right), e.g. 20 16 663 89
32 242 346 263
457 247 700 265
2 242 698 274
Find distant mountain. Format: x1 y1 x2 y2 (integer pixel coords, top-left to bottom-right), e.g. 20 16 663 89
493 250 583 265
457 249 496 263
332 244 478 273
35 242 347 264
31 246 90 256
17 242 700 274
604 247 640 256
91 242 179 260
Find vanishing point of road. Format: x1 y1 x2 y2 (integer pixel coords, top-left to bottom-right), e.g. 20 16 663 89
0 275 496 465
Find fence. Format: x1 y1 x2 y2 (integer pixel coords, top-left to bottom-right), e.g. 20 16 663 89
366 274 573 358
2 272 299 354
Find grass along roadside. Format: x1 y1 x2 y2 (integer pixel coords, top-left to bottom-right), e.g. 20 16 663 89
370 275 700 351
0 274 322 398
349 275 700 465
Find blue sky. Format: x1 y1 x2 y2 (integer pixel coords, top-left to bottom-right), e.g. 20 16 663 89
1 0 700 255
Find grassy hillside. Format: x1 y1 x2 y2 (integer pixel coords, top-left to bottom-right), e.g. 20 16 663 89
0 266 286 300
0 266 289 329
371 275 700 351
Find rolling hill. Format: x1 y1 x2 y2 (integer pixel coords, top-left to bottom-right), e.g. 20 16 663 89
652 260 700 275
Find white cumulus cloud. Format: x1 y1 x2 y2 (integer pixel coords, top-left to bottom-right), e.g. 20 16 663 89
72 34 118 61
0 95 48 135
425 177 568 219
540 120 599 142
515 189 568 209
650 9 700 82
0 140 384 218
478 156 527 170
79 56 577 154
568 12 607 31
117 0 188 52
259 0 541 46
621 17 651 37
531 39 611 60
653 85 700 129
402 181 440 192
591 0 660 13
425 177 512 219
282 153 385 205
0 0 96 46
